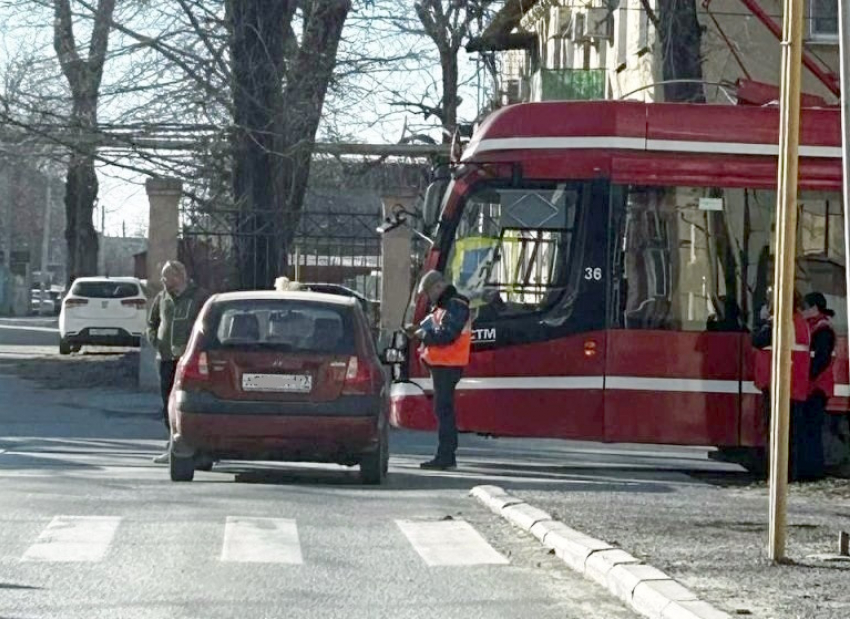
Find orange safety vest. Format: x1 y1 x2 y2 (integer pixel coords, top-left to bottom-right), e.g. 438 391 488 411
753 311 811 402
420 306 472 367
806 314 835 398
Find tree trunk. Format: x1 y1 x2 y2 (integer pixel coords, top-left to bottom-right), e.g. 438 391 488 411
440 49 459 141
64 92 100 281
657 0 706 103
53 0 115 284
64 152 99 281
227 0 291 289
228 0 350 289
277 0 350 250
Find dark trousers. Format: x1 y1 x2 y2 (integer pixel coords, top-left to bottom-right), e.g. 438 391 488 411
430 366 463 462
763 394 823 481
158 359 179 431
798 393 826 480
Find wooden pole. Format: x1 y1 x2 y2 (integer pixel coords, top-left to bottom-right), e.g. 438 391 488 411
768 0 805 563
839 0 850 468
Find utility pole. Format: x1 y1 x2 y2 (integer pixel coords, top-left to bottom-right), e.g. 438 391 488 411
39 180 52 314
99 203 106 275
839 0 850 435
0 169 10 271
768 0 805 562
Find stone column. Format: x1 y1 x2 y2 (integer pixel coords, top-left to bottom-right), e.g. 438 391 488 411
379 191 416 348
139 178 182 392
145 178 182 290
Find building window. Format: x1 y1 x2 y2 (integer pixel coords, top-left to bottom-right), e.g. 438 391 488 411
809 0 838 40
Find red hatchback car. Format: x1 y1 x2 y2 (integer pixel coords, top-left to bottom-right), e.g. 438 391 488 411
167 291 389 484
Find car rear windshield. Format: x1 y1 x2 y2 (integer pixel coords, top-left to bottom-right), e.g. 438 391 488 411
71 281 140 299
203 300 357 355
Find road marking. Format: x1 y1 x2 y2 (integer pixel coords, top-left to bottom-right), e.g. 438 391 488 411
220 517 303 564
396 519 509 566
22 516 121 562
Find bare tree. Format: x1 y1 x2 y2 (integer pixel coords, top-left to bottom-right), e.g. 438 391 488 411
389 0 497 142
2 0 441 290
52 0 116 282
227 0 351 288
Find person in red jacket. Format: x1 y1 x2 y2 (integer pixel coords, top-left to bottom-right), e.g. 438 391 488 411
752 288 811 480
801 291 835 480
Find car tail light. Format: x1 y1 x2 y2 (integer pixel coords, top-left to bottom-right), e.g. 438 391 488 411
178 351 209 385
64 298 88 308
121 298 147 309
342 356 373 395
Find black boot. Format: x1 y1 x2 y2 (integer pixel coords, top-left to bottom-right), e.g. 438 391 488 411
420 457 457 471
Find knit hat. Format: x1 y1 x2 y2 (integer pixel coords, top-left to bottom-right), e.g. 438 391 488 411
804 291 835 317
417 270 446 296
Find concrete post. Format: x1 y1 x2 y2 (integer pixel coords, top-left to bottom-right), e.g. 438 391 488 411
379 192 416 349
145 178 182 287
139 178 182 392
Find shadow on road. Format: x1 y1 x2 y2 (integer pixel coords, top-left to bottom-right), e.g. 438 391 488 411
0 582 42 590
217 461 678 495
685 469 763 487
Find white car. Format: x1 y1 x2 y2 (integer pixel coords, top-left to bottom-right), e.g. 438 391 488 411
59 277 148 355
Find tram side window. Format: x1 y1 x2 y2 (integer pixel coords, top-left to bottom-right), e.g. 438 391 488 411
735 189 847 335
614 186 743 332
445 183 580 320
795 191 846 335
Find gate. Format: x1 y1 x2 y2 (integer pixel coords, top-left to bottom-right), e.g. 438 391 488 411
179 160 431 301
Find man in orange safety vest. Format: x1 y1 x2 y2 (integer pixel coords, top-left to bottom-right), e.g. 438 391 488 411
408 270 472 470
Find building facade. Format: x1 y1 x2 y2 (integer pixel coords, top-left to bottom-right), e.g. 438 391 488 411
478 0 840 107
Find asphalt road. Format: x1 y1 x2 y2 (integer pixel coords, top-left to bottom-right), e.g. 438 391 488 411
0 320 742 619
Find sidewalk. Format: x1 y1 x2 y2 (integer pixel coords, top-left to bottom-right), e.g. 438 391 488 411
0 316 58 328
0 349 139 389
514 476 850 619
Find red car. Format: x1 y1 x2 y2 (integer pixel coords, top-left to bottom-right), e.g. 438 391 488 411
167 291 389 484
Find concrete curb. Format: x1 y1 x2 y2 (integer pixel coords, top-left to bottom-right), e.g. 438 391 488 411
471 485 732 619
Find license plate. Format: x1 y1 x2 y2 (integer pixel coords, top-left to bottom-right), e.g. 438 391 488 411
90 328 118 336
241 373 312 393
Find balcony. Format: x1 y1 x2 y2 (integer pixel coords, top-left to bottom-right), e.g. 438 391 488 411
531 69 607 102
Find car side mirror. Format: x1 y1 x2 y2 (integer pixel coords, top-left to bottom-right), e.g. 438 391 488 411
379 348 405 365
422 178 449 231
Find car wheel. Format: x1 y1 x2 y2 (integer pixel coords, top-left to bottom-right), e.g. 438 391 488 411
169 449 195 482
194 454 214 472
360 423 389 485
59 339 72 355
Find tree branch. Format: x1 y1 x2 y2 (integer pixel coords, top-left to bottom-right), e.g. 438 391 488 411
639 0 661 31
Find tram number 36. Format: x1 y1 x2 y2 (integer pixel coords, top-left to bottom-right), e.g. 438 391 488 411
584 267 603 281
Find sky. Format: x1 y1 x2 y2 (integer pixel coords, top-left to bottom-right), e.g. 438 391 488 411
0 1 490 238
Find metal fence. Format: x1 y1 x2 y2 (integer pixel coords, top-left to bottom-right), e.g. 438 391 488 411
179 207 383 299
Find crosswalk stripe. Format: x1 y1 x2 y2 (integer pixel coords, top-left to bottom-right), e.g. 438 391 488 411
396 519 509 566
220 517 303 564
22 516 121 563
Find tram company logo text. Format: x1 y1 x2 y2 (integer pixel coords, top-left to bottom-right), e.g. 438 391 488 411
472 328 496 344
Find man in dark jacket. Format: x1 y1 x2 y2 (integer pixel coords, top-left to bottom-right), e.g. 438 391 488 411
801 291 835 480
409 270 472 470
146 260 209 463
